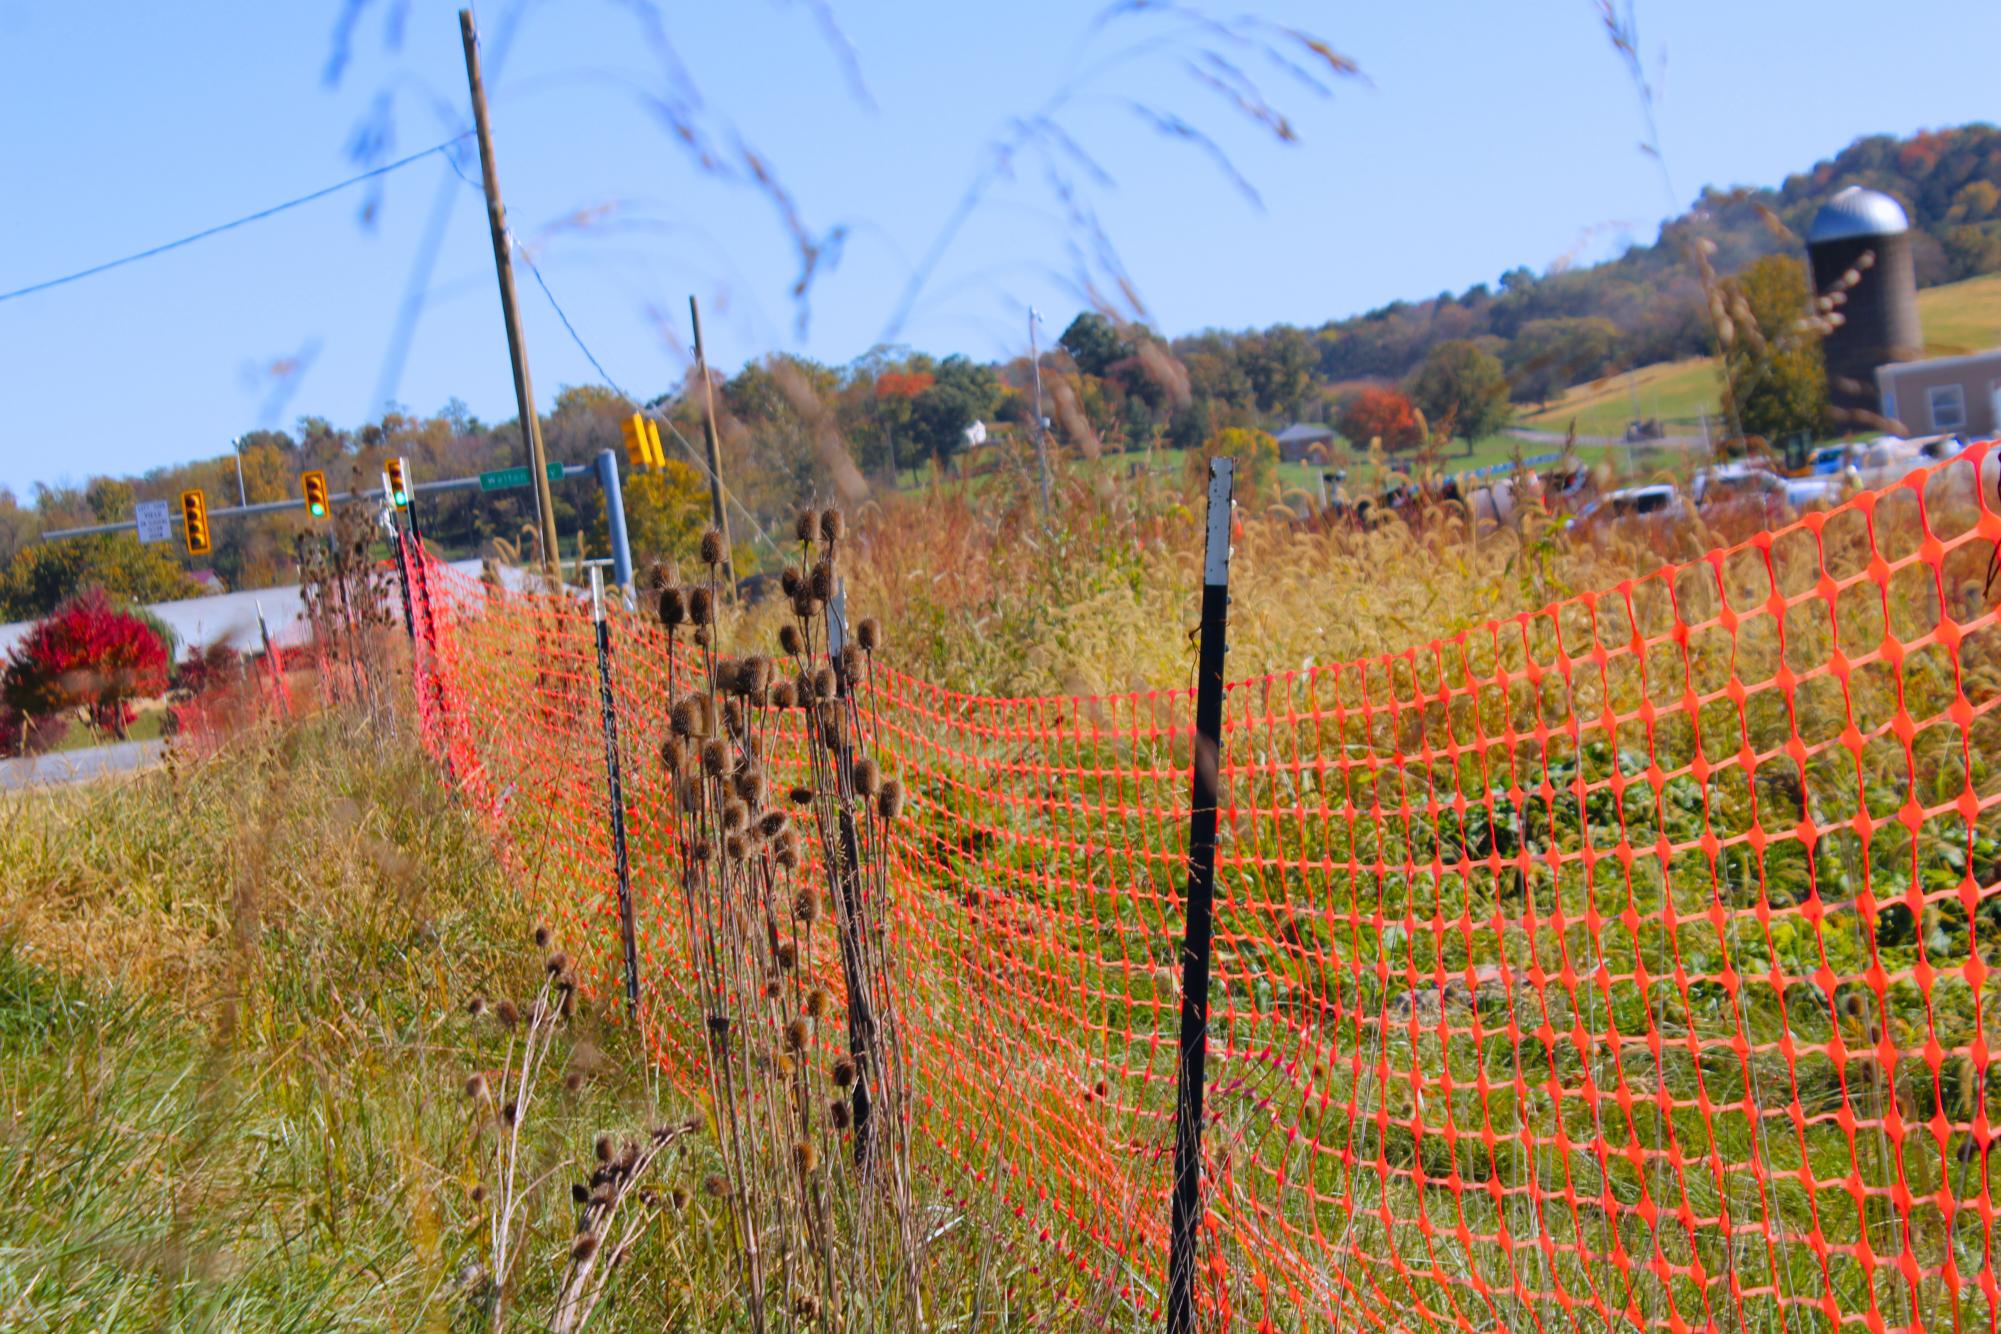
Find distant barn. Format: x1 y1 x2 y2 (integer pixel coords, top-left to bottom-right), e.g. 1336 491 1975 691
1274 423 1336 463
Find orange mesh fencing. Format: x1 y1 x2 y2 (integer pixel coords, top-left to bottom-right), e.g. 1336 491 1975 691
404 443 2001 1331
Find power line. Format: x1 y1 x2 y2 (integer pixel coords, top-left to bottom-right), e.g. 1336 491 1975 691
507 237 781 557
0 136 473 306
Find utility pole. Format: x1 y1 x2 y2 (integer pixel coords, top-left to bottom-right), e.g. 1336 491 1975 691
459 7 558 577
687 296 734 591
1029 307 1051 515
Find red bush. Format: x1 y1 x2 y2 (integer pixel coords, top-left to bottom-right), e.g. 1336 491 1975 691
1 587 170 743
1339 386 1423 452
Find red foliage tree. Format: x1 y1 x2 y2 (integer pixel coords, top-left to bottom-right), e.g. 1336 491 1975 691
874 370 935 399
1338 386 1423 452
1 587 170 742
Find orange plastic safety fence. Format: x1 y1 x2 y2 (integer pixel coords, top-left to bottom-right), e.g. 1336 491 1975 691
405 445 2001 1333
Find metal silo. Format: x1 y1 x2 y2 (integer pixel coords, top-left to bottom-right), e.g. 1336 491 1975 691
1806 186 1922 425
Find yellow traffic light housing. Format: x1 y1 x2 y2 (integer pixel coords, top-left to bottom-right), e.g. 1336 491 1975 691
385 456 410 508
302 470 329 518
180 489 211 555
644 418 666 468
621 413 648 470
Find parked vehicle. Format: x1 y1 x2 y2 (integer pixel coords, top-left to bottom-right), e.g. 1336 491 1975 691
1691 462 1791 526
1568 483 1687 535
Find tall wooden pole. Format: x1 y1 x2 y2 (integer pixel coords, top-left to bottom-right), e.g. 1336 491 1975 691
687 296 735 590
459 8 558 577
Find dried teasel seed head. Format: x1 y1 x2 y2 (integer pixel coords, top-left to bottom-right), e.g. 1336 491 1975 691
722 697 745 732
788 784 814 806
857 617 881 652
670 697 702 738
814 667 837 701
702 740 729 777
572 1182 591 1204
658 587 686 627
810 558 834 602
501 1099 518 1126
660 736 688 776
534 925 551 948
780 565 804 597
829 1097 852 1129
465 1074 488 1099
785 1018 810 1051
778 622 804 655
819 723 841 749
564 1071 584 1092
467 995 487 1017
877 780 905 821
689 587 714 625
839 643 862 680
704 1173 728 1198
732 765 764 802
692 624 710 648
699 528 726 566
596 1134 614 1163
851 757 880 797
797 670 820 703
805 988 830 1019
794 887 821 923
758 809 788 839
713 658 741 695
794 509 817 543
791 592 816 620
739 655 771 694
572 1232 599 1261
495 999 520 1028
795 1140 820 1173
763 977 782 999
770 680 797 709
819 508 844 542
831 1056 856 1088
725 833 749 862
775 843 800 870
671 1185 690 1210
795 1293 821 1319
722 800 748 832
471 1182 488 1203
546 952 568 976
706 1013 730 1039
776 941 798 970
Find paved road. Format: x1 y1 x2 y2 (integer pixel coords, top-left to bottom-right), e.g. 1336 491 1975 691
1506 427 1710 450
0 739 166 791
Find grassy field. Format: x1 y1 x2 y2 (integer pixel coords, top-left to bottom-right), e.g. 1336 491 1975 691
1522 270 2001 439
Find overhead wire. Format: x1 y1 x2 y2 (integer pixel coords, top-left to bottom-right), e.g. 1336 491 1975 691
500 227 782 558
0 136 473 305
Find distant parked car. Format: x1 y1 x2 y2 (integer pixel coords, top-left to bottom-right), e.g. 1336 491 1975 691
1692 462 1791 526
1568 483 1687 536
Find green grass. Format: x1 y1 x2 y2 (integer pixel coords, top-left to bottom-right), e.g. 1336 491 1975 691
46 708 166 753
0 714 1138 1330
1522 270 2001 440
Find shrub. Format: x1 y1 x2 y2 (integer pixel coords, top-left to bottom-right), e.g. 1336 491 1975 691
1 587 170 742
1338 386 1423 452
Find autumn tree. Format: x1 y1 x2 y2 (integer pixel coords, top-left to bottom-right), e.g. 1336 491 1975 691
909 355 1000 468
1 587 170 741
1338 387 1422 452
1503 318 1622 407
1405 340 1511 448
1199 426 1280 495
1717 254 1827 444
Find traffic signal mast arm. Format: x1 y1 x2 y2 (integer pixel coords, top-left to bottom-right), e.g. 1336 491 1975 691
36 462 599 542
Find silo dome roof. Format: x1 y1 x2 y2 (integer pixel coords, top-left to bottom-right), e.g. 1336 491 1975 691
1807 186 1910 244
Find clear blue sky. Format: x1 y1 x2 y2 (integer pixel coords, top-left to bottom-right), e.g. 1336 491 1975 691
2 0 1996 496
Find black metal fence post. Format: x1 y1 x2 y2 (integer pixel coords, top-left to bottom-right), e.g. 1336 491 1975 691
1167 456 1234 1334
390 518 418 642
826 581 879 1163
589 567 641 1017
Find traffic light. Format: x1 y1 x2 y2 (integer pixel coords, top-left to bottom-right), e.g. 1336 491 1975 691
621 413 649 470
644 418 665 468
302 470 329 518
180 489 211 555
385 456 410 508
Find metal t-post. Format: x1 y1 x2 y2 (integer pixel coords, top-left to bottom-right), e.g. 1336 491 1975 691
589 566 641 1016
594 449 634 595
1166 457 1234 1334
